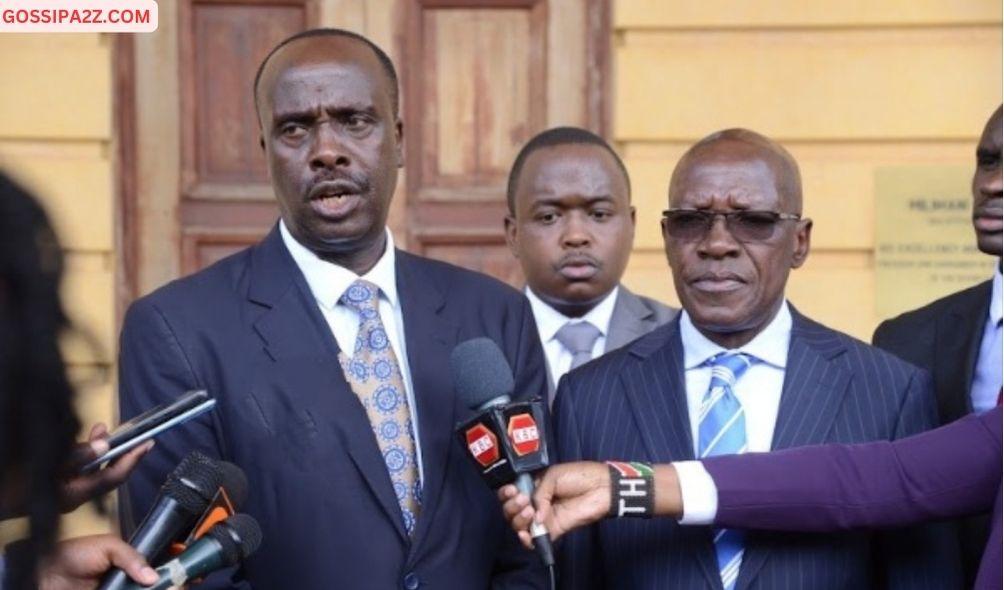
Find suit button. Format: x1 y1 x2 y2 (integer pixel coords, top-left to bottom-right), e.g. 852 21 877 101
403 572 420 590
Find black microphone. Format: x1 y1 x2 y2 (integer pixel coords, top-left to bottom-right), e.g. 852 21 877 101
451 338 555 567
218 461 249 507
97 451 225 590
121 514 262 590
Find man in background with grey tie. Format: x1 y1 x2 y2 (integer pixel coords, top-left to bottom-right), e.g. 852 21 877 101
549 128 960 590
504 127 675 402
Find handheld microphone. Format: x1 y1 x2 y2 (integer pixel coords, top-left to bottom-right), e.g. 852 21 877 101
451 338 554 567
121 514 262 590
174 460 249 552
97 451 225 590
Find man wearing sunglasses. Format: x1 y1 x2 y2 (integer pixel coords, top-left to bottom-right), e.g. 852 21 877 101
549 128 960 589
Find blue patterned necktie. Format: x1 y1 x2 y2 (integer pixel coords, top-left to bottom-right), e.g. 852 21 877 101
338 279 421 534
699 352 754 590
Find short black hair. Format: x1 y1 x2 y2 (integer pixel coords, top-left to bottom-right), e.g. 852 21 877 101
506 126 630 214
253 28 400 117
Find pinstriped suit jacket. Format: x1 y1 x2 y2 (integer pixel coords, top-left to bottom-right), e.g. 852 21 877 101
552 309 962 590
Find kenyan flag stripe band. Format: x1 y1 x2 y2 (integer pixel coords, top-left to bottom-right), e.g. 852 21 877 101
606 461 655 518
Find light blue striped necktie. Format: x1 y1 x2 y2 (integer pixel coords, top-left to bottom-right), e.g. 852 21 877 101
699 352 754 590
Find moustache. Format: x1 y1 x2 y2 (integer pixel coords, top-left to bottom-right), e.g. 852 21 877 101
555 252 601 269
306 175 370 201
975 197 1002 218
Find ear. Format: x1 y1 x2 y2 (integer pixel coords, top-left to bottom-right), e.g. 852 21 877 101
629 205 637 228
661 217 675 268
790 218 812 268
504 215 520 258
394 118 404 168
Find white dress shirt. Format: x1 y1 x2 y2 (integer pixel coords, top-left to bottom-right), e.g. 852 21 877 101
971 262 1002 413
279 221 424 482
525 286 620 386
675 301 793 524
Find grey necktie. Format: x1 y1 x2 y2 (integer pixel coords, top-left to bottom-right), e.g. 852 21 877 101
555 321 602 372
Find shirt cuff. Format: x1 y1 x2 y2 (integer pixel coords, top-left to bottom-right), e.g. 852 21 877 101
673 460 718 525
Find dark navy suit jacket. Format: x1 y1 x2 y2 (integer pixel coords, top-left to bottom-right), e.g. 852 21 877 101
118 226 548 589
705 407 1002 590
553 310 961 590
874 279 995 585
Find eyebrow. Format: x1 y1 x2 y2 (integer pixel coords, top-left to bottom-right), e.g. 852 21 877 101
529 194 617 207
272 104 379 127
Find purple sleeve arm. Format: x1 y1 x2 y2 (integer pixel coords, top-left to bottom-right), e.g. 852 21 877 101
703 407 1002 532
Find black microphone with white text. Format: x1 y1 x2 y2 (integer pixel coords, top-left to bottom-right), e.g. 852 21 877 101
450 338 554 568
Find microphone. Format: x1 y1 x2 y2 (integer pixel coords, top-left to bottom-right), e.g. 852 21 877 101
451 338 555 567
170 459 249 556
121 514 262 590
97 451 228 590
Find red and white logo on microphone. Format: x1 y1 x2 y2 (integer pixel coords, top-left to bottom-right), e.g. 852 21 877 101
465 423 500 467
507 413 540 457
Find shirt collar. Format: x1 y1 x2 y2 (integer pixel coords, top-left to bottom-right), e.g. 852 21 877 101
991 260 1002 326
680 300 792 370
279 220 399 310
524 285 620 343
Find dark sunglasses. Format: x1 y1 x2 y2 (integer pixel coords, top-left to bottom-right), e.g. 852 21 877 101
661 209 801 242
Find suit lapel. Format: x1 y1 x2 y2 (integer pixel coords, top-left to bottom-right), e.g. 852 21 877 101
735 309 851 590
394 252 461 559
621 321 722 589
935 281 991 421
248 228 409 543
606 286 655 352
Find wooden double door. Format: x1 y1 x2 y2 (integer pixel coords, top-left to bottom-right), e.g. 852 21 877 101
119 0 610 306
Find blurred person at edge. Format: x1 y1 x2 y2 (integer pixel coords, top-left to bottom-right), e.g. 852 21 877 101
0 172 155 589
873 105 1003 585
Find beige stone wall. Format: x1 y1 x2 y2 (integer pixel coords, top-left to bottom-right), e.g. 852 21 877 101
0 33 116 537
614 0 1003 340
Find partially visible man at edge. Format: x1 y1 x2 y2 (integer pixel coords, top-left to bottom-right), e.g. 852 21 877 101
504 127 675 402
117 29 548 589
873 104 1003 585
550 128 961 589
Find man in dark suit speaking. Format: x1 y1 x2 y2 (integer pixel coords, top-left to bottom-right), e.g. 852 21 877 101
551 128 960 589
504 127 676 401
873 105 1002 585
117 29 547 589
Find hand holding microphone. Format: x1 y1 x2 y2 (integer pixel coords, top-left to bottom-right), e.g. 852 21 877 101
499 462 614 549
499 461 685 548
450 338 555 567
120 514 262 590
36 535 158 590
97 451 248 590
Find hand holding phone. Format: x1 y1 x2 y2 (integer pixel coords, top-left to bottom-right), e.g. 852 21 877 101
56 425 157 513
81 390 216 473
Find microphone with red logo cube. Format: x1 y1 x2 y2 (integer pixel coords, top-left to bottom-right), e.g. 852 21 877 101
451 338 554 567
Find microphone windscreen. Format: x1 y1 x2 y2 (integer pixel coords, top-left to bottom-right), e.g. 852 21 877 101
210 514 263 565
450 338 514 410
165 451 223 512
218 461 248 507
